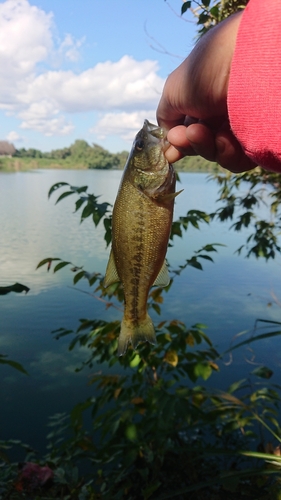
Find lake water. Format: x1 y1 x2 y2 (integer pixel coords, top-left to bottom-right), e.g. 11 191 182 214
1 169 281 455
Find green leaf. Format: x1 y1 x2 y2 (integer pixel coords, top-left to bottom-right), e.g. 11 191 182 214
0 282 30 295
181 1 191 15
193 322 207 329
251 366 273 379
73 270 85 284
81 203 94 220
104 217 112 246
36 257 61 270
152 303 161 315
92 209 102 226
130 354 141 368
55 190 75 204
194 362 212 381
198 254 213 262
170 221 182 239
53 261 71 273
188 258 203 270
0 355 28 375
75 198 86 211
209 5 219 18
71 185 88 194
48 181 69 198
228 379 247 394
125 424 138 441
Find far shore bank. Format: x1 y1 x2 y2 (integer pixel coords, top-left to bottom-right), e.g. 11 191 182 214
0 155 221 174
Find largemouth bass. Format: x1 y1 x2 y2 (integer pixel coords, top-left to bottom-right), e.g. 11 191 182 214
104 120 181 356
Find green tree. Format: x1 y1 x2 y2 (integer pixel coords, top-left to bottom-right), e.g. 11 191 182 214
87 144 120 170
48 146 71 159
181 0 249 35
69 139 91 159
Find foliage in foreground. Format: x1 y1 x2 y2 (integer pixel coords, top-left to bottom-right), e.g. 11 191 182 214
1 311 281 499
0 283 30 375
181 0 249 36
2 169 281 498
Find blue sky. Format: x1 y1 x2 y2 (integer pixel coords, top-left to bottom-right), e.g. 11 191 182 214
0 0 197 153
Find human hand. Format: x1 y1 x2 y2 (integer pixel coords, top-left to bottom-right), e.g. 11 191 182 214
157 12 256 173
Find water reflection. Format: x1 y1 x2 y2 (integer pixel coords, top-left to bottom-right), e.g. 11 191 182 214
1 169 281 453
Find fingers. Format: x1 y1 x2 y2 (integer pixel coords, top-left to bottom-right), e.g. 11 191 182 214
165 123 257 172
165 123 217 163
164 144 196 164
163 125 196 163
185 123 217 161
215 132 257 172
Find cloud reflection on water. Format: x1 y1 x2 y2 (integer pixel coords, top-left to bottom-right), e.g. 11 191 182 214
1 169 281 452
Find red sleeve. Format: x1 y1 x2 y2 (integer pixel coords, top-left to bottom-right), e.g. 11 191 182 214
227 0 281 172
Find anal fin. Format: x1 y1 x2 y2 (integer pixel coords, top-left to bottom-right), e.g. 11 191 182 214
153 259 170 287
103 249 120 288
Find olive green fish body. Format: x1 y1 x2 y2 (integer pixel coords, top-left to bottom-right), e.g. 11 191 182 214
104 120 179 355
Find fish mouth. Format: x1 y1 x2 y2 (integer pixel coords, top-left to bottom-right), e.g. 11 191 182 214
143 120 170 153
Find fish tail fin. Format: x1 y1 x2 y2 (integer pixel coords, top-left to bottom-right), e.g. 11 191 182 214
118 315 156 356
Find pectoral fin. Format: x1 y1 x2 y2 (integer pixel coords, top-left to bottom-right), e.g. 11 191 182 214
153 260 170 287
103 249 120 288
154 189 184 204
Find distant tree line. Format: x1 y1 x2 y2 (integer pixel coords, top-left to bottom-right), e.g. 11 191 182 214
14 139 129 170
0 137 217 172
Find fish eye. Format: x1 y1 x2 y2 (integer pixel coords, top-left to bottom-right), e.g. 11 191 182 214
135 139 144 151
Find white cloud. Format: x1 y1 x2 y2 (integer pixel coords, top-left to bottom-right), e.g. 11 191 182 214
0 0 53 118
29 350 86 384
6 130 22 142
0 0 53 78
57 33 86 63
12 55 164 137
92 110 158 142
0 0 165 139
18 99 74 136
22 56 164 113
20 115 74 136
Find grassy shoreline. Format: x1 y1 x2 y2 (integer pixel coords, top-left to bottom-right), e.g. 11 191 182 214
0 154 220 173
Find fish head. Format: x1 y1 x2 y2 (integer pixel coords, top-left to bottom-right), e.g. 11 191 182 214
132 119 169 172
125 120 174 195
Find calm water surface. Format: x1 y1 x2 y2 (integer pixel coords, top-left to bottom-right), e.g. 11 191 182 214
1 170 281 453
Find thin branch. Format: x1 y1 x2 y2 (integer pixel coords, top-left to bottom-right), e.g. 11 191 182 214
165 1 194 22
67 285 123 312
144 21 184 61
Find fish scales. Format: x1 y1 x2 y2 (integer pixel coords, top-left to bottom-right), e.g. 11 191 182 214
104 120 180 355
113 177 173 322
